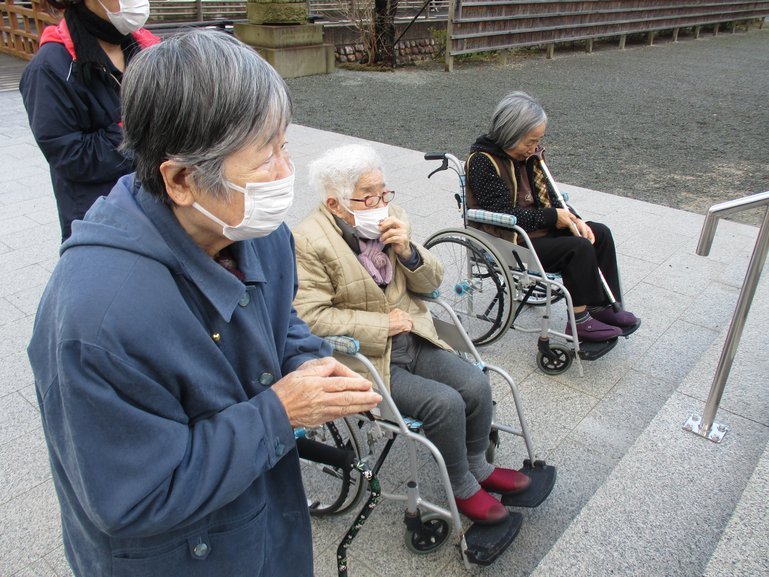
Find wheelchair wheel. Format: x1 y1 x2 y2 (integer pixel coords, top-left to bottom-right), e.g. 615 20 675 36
299 417 365 517
515 279 565 307
424 229 513 345
404 513 451 554
536 344 573 375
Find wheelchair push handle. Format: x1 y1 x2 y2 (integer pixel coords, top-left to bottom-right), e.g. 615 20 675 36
424 151 465 179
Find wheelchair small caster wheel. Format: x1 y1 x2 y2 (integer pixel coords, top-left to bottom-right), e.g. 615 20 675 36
537 345 572 375
404 513 451 554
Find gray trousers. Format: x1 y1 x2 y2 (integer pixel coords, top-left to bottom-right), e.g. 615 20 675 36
389 341 493 498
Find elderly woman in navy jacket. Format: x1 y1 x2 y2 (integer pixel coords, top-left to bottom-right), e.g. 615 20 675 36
20 0 159 241
27 31 381 577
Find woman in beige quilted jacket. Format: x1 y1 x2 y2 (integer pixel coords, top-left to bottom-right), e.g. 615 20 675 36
292 144 531 525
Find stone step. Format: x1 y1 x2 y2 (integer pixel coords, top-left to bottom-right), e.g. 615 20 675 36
529 266 769 576
703 438 769 577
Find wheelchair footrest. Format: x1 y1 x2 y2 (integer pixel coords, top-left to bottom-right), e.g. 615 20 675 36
501 460 557 508
577 337 618 361
463 512 523 566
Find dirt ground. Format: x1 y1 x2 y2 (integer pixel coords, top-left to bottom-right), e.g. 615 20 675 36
286 24 769 226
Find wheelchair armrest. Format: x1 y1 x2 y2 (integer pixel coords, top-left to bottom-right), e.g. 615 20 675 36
410 289 441 301
466 209 517 230
323 336 360 355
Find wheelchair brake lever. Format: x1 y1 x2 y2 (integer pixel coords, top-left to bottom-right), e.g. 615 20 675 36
427 158 449 179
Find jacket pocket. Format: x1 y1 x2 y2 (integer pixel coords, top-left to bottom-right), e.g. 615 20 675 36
111 502 267 577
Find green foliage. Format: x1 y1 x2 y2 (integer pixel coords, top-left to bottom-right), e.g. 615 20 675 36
429 26 446 59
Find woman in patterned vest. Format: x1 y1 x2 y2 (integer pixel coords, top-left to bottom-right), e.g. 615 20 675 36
466 91 639 342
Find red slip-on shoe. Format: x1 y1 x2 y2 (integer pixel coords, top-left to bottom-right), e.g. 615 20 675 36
455 489 509 525
480 467 532 495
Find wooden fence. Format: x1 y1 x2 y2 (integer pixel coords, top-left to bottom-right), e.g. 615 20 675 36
146 0 451 21
5 0 767 65
1 0 57 59
446 0 769 69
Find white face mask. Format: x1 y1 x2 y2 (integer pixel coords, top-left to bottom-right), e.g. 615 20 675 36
345 205 389 240
99 0 150 35
193 164 295 242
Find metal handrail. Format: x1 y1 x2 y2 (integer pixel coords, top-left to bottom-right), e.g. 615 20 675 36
684 190 769 442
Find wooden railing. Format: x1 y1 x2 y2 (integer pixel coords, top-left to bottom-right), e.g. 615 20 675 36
1 0 58 60
446 0 769 69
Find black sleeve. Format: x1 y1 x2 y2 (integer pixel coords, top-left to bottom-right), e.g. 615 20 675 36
467 154 557 232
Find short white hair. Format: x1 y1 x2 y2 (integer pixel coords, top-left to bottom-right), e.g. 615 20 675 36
308 144 385 203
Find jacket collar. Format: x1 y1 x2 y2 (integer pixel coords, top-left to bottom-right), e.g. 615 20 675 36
39 19 159 60
319 203 362 254
135 187 253 323
471 133 531 167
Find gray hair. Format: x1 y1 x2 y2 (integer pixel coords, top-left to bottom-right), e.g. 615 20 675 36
488 91 547 150
120 30 292 202
308 144 384 203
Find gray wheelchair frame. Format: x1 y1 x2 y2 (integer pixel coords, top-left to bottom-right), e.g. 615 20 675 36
299 296 555 572
423 152 599 376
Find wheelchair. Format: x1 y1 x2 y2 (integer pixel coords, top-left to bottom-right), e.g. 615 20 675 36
297 296 556 574
421 152 622 376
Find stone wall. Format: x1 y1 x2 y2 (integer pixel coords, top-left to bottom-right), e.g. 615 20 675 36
335 38 437 64
322 19 444 65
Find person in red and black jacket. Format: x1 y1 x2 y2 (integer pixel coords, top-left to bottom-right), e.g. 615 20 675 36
20 0 159 241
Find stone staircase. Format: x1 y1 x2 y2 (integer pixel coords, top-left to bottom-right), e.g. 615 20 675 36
525 221 769 577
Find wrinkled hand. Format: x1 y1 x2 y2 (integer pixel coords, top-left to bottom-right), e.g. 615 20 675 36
555 208 577 231
388 308 413 336
273 357 381 427
555 209 594 244
573 219 595 244
379 216 413 259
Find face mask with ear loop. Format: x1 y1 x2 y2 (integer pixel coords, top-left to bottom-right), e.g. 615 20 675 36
193 162 295 242
342 204 390 240
98 0 150 35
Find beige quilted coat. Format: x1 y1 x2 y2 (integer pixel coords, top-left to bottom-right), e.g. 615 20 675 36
292 203 451 390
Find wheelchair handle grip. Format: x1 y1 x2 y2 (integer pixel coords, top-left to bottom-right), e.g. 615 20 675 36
296 437 357 470
425 152 449 179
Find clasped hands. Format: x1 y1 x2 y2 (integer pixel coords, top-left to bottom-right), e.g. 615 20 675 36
555 208 594 244
273 357 382 428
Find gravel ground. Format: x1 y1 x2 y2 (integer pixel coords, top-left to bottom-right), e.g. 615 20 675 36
286 25 769 226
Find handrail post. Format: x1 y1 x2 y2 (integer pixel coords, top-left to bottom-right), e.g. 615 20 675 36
685 201 769 442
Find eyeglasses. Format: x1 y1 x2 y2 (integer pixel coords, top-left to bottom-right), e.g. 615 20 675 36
349 190 396 208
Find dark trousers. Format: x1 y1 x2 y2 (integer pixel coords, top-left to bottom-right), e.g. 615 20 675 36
530 221 621 307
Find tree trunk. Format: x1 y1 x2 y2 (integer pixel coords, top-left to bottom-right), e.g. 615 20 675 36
373 0 397 66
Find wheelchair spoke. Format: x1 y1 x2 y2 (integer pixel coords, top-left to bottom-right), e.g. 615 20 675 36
425 233 511 345
298 417 365 516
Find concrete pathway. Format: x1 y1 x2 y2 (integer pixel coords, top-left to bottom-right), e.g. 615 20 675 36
1 77 767 576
